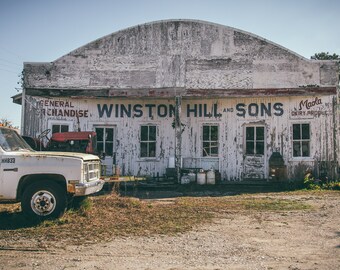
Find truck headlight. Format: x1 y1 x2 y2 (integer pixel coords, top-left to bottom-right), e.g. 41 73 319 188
83 161 100 182
83 164 89 181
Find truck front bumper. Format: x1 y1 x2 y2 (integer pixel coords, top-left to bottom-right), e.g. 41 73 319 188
73 179 105 196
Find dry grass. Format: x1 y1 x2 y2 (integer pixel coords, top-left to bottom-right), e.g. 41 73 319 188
0 191 317 245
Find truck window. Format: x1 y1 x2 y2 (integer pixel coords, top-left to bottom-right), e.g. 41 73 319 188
0 128 32 152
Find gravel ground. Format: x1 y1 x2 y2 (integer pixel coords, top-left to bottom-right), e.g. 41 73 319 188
0 192 339 270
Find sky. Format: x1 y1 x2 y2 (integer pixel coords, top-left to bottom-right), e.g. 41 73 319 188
1 0 339 128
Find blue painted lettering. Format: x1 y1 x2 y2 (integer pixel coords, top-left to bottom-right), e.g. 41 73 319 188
236 102 284 118
273 103 284 116
187 104 197 117
168 105 175 117
145 104 156 118
133 104 143 117
261 103 271 116
158 104 167 118
236 103 246 117
248 103 259 116
120 104 131 118
97 104 113 118
97 103 221 119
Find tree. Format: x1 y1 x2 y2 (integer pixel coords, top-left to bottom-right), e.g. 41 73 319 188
0 118 18 129
311 52 339 60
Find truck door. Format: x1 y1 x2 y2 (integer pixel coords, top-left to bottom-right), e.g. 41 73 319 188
0 152 18 200
95 126 116 176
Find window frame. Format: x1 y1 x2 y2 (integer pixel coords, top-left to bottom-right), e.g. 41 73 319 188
51 124 69 134
94 126 116 156
202 124 219 157
47 120 73 136
244 125 265 156
140 124 157 158
292 123 311 158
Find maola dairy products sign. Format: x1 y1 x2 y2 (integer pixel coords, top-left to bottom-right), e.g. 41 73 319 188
291 97 327 117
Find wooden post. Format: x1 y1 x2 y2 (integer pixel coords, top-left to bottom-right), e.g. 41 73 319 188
175 96 182 183
332 96 339 179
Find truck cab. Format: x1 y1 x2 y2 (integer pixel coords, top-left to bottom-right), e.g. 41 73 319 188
0 127 104 219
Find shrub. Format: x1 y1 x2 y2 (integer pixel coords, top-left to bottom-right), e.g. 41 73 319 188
322 181 340 190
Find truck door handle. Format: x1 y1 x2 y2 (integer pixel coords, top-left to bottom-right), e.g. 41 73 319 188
3 168 18 172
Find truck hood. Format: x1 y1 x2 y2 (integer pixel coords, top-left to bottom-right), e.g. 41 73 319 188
22 151 99 161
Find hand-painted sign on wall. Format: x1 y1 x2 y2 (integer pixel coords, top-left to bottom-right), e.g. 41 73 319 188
298 97 322 110
235 102 284 118
186 104 222 117
97 103 223 118
291 97 327 117
97 102 285 119
39 100 89 118
97 104 176 118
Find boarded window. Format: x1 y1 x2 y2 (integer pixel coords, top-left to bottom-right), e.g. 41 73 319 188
245 126 265 155
202 125 219 157
140 125 156 158
293 123 310 157
95 127 114 156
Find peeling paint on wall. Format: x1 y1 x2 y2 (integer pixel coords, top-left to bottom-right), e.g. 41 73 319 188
22 94 337 180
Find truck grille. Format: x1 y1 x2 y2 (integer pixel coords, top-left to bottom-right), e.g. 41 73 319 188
84 161 100 182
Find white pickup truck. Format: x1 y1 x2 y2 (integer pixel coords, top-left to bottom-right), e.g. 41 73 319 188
0 126 104 219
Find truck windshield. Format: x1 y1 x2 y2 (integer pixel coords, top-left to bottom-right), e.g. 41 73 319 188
0 128 33 152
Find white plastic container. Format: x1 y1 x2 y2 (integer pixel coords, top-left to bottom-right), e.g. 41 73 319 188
181 175 190 184
197 171 206 185
188 172 196 182
206 169 215 185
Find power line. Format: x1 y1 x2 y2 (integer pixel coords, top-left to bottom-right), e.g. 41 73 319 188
0 46 24 60
0 62 21 70
0 57 21 67
0 68 20 74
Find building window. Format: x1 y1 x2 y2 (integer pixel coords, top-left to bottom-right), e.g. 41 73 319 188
245 126 265 155
95 127 114 156
52 124 69 134
202 125 219 157
293 123 310 157
140 125 156 158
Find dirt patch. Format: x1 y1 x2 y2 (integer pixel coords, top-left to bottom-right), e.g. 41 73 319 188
0 191 339 270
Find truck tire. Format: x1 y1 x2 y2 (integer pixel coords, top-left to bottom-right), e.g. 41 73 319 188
21 181 67 219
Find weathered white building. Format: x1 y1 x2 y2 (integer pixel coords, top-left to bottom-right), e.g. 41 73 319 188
14 20 339 181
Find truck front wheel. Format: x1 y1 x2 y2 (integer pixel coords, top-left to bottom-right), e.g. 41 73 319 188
21 181 67 219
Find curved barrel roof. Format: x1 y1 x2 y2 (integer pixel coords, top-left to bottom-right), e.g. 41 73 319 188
24 19 338 96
